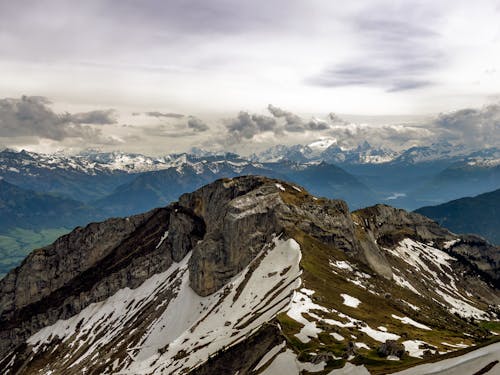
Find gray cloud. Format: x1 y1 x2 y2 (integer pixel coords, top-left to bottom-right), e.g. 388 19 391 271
0 0 300 64
141 116 209 138
187 116 209 132
0 96 115 142
143 111 185 118
267 104 329 132
308 65 433 92
328 113 348 125
326 124 434 150
307 3 442 92
67 109 117 124
226 111 278 140
432 104 500 147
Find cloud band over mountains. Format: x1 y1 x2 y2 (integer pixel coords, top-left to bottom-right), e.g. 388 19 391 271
0 96 498 154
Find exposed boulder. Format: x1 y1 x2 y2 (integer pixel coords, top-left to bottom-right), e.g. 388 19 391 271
378 340 405 359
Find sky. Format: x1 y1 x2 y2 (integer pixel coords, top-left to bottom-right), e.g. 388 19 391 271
0 0 499 155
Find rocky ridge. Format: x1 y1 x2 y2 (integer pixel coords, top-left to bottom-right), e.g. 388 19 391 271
0 176 498 374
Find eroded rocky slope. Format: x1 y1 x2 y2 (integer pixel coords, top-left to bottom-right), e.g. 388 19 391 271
0 176 499 374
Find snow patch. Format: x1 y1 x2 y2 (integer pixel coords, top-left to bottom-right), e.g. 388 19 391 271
359 326 400 342
402 340 431 358
254 341 286 371
391 314 431 330
330 260 354 272
330 332 345 341
259 348 326 374
341 294 361 308
287 290 328 343
443 239 460 249
275 183 286 191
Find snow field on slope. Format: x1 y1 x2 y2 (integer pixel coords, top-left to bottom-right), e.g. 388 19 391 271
385 238 488 319
27 237 303 374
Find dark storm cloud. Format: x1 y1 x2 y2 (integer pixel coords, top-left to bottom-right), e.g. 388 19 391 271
143 111 185 119
187 117 209 132
307 3 442 92
0 96 115 142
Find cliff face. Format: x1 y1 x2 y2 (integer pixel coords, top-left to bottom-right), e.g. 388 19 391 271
0 207 174 355
0 176 498 375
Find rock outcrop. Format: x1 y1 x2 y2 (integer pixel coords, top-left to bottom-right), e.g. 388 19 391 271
378 340 405 359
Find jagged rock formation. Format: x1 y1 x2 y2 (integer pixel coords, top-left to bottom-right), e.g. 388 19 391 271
0 176 499 374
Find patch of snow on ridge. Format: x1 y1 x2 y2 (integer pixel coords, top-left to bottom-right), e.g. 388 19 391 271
155 231 169 249
287 289 328 343
341 293 361 308
260 348 326 374
355 343 370 350
443 239 460 249
26 238 303 375
386 239 487 319
331 332 345 341
434 289 487 319
275 183 286 191
402 340 432 358
386 239 455 278
391 315 431 330
359 326 400 342
254 341 287 371
393 274 421 296
330 260 354 272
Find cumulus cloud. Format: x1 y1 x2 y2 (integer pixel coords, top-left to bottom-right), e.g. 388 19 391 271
0 96 117 143
321 103 500 150
267 104 329 132
326 123 434 150
226 111 278 140
187 116 209 132
432 104 500 147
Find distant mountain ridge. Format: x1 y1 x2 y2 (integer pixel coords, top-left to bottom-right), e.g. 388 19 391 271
0 179 98 230
416 188 500 245
0 150 375 214
1 147 498 279
251 140 499 167
1 145 498 212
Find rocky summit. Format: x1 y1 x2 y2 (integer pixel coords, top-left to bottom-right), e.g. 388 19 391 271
0 176 499 374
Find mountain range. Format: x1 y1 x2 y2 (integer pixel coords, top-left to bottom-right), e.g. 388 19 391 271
0 176 498 374
0 146 498 277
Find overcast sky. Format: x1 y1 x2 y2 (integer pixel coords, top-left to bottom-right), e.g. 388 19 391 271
0 0 499 155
